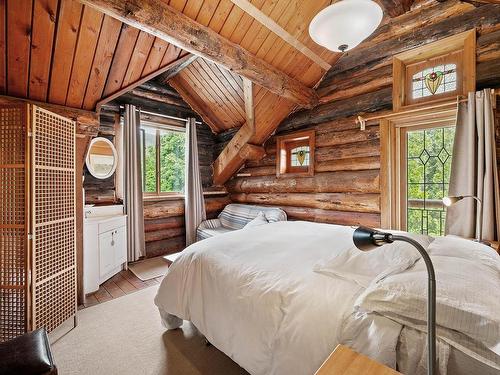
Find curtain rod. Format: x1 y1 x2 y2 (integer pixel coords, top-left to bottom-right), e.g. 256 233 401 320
120 105 202 125
356 95 467 130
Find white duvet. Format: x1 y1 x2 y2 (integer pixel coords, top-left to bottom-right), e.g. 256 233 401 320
154 221 500 374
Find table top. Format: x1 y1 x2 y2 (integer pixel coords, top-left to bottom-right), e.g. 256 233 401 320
315 345 401 375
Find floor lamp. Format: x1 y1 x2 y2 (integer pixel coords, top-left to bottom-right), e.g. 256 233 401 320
443 195 484 243
353 226 436 375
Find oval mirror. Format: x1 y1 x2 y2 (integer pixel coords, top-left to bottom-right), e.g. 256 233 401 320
86 137 118 179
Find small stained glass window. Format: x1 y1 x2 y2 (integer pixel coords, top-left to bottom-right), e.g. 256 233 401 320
411 64 457 100
276 130 315 177
290 146 310 167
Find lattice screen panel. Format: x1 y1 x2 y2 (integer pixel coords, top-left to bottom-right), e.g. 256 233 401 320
32 106 76 333
0 105 28 341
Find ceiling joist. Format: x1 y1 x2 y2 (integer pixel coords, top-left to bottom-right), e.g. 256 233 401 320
228 0 332 71
79 0 318 108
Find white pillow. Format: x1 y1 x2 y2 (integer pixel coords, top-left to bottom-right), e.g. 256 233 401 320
314 231 434 288
243 211 268 229
428 235 499 273
356 253 500 358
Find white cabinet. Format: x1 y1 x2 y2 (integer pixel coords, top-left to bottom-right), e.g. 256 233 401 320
83 205 127 295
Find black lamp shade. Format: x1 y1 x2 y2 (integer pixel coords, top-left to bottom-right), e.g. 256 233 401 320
353 226 393 251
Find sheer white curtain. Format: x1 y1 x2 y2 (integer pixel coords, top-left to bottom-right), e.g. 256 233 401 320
446 89 500 241
124 104 146 261
185 118 206 246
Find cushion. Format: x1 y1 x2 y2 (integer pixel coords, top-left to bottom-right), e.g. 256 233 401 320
197 226 233 241
218 204 287 230
243 211 268 229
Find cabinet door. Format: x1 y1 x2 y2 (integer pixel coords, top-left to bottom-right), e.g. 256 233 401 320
99 231 115 279
114 226 127 265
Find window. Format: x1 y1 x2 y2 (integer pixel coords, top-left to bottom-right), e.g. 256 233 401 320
140 124 185 196
380 109 457 236
392 29 475 111
276 130 315 177
405 126 455 236
411 63 457 100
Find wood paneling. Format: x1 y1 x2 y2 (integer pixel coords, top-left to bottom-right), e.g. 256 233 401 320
2 0 195 111
225 3 500 229
7 0 33 97
29 0 59 101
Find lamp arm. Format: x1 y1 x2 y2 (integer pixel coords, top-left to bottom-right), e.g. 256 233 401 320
392 235 436 375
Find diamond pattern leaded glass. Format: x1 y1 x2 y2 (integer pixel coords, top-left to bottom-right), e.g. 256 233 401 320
412 64 457 99
406 126 455 236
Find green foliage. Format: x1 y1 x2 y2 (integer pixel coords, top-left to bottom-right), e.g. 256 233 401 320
406 126 455 236
141 128 185 194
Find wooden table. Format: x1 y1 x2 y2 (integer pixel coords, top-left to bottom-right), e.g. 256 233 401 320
315 345 401 375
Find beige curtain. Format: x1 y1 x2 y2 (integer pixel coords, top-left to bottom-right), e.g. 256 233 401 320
446 89 500 241
124 104 146 261
185 118 206 246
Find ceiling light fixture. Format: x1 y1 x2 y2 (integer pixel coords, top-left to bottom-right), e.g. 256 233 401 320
309 0 383 53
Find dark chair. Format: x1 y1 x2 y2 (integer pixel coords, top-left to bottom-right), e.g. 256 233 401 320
0 329 57 375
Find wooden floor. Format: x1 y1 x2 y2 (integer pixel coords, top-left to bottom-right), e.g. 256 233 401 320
80 269 164 309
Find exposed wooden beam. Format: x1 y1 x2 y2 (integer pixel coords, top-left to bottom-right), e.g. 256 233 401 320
129 88 189 108
159 55 198 83
239 144 265 161
213 124 254 185
377 0 414 17
228 0 331 71
95 53 196 111
242 78 255 134
78 0 318 108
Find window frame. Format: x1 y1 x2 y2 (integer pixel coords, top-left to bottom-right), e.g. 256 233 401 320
380 108 457 232
276 130 315 177
392 29 476 111
140 122 186 198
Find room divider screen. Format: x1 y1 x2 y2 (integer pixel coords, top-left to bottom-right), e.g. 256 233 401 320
0 103 76 342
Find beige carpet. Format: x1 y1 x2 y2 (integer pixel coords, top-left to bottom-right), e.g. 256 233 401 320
52 286 248 375
128 257 170 281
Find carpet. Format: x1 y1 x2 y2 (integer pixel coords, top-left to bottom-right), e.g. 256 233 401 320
128 257 170 281
52 286 248 375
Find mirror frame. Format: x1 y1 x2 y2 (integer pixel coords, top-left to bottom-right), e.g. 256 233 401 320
85 137 118 180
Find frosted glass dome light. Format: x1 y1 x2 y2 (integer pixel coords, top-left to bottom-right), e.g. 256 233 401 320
309 0 383 53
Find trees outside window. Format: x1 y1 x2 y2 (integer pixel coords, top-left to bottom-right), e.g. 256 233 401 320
140 125 185 196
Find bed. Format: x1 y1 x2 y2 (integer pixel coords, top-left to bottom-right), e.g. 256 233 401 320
154 221 500 375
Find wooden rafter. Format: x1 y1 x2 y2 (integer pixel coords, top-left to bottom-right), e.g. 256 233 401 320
158 55 198 83
228 0 331 71
96 53 197 111
78 0 318 108
242 78 255 134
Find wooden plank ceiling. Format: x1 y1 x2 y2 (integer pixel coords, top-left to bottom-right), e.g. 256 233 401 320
0 0 187 111
164 0 342 133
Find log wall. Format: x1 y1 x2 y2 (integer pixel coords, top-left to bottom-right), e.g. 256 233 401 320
224 2 500 228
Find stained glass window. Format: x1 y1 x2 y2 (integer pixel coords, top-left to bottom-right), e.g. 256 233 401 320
290 146 310 167
411 64 457 100
406 126 455 236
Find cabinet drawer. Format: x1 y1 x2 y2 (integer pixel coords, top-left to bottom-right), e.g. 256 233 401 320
99 216 126 234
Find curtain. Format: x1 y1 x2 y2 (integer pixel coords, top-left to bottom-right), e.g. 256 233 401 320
115 116 124 201
124 104 146 261
185 117 206 246
446 89 500 241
